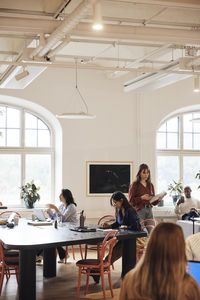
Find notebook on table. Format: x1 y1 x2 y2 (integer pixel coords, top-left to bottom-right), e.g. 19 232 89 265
188 261 200 286
28 221 53 226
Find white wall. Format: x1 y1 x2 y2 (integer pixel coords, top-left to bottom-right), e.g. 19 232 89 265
1 70 200 218
138 77 200 184
0 67 137 217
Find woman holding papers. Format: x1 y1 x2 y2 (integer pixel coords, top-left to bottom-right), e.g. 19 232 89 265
128 163 165 233
119 222 200 300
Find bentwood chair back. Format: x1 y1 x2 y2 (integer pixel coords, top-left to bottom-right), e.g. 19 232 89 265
0 240 19 295
75 230 118 300
0 211 21 222
84 215 115 259
136 218 157 262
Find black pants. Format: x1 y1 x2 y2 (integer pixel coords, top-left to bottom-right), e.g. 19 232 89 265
37 246 66 260
57 246 66 259
105 240 122 265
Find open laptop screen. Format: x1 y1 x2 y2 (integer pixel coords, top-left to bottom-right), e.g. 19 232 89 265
188 261 200 286
34 209 46 221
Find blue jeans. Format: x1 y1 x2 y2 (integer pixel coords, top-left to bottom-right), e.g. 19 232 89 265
137 206 154 234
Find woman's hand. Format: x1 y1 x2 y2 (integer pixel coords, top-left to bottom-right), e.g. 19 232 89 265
141 194 152 201
46 204 58 213
103 222 111 229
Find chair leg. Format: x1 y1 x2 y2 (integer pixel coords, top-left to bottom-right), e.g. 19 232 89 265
84 244 88 259
100 269 106 300
79 245 83 260
97 244 101 259
108 270 113 297
0 266 5 295
84 270 90 295
15 268 19 284
71 246 76 260
75 267 82 300
65 246 68 264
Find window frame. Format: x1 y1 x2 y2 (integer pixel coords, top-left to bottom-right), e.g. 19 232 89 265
156 112 200 207
0 104 55 207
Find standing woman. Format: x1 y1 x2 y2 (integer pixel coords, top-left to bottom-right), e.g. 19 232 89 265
128 164 163 233
46 189 78 262
119 222 200 300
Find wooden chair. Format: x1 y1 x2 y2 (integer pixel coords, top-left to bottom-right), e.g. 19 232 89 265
140 218 157 232
75 230 118 300
84 215 115 259
0 241 19 295
136 218 157 262
0 211 21 219
64 212 86 263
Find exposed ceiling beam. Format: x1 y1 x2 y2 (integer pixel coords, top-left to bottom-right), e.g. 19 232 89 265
0 51 19 56
0 60 199 75
0 9 54 20
55 54 170 64
0 16 60 34
0 18 199 45
108 0 200 9
71 23 200 45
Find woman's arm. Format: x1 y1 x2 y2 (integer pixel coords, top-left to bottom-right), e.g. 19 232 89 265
57 204 77 222
128 182 150 207
46 204 58 220
125 208 142 231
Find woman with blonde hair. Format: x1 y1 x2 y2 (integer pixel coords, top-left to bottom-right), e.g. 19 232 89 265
119 222 200 300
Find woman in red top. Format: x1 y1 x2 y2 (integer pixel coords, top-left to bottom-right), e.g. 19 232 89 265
128 163 163 233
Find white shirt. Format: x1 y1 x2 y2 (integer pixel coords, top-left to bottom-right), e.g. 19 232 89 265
48 203 78 223
174 197 200 215
186 232 200 261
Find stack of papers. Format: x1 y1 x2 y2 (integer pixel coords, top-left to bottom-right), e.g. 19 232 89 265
28 221 53 226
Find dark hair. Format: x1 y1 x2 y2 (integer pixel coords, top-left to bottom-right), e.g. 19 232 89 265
110 191 131 209
135 163 151 189
61 189 77 206
184 186 191 191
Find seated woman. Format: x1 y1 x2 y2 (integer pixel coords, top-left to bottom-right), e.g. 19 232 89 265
37 189 78 263
103 191 142 263
119 222 200 300
47 188 78 224
91 191 142 283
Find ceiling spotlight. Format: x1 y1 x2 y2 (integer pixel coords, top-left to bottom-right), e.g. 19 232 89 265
15 69 29 81
194 75 200 92
92 1 103 31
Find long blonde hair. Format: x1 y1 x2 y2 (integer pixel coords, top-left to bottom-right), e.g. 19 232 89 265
132 222 187 300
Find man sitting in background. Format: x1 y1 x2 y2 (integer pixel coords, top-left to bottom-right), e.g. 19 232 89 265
186 232 200 261
174 186 200 216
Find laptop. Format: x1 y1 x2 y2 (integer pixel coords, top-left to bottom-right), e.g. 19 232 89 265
70 226 96 233
188 261 200 286
34 209 48 221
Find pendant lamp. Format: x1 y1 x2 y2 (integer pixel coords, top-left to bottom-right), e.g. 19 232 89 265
56 60 96 119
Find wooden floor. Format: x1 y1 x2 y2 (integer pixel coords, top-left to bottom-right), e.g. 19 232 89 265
1 249 122 300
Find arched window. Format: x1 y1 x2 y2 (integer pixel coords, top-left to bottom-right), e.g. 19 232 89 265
156 111 200 206
0 104 54 207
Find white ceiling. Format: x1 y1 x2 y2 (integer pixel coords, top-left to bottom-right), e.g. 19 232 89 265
0 0 200 90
